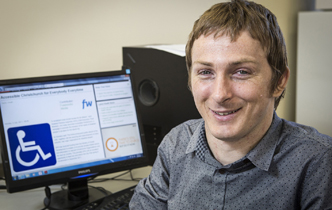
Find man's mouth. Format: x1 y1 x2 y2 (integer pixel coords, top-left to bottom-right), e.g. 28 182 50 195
214 108 241 116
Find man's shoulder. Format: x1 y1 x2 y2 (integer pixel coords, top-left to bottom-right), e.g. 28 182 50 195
281 118 332 150
156 118 203 163
160 118 203 149
170 118 204 135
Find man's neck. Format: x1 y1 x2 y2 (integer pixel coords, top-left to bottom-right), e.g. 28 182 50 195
206 135 261 165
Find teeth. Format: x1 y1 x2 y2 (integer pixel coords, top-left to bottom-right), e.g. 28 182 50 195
216 110 238 116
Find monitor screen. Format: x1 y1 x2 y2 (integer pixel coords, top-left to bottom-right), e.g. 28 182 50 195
0 70 148 209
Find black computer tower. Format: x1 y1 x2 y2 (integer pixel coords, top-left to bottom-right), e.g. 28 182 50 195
122 45 201 165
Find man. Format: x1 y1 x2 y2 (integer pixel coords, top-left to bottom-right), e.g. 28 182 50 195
130 0 332 209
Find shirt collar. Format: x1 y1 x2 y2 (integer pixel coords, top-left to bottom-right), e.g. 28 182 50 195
185 112 283 171
186 120 205 155
186 121 222 167
246 112 283 171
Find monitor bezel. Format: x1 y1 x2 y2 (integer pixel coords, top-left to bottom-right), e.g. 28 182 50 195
0 70 149 193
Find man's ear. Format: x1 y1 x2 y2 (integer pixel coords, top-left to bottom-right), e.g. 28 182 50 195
273 67 290 97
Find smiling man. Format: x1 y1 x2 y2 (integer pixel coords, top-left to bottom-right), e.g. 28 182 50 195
130 1 332 209
190 31 285 166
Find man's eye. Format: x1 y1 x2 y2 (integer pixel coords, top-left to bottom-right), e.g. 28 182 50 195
237 70 249 75
200 70 212 75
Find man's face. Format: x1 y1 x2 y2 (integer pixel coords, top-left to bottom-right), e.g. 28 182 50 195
191 31 282 143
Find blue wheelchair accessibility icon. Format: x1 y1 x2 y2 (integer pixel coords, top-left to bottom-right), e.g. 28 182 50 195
8 123 56 172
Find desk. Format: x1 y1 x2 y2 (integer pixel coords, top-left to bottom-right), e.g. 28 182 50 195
0 166 152 210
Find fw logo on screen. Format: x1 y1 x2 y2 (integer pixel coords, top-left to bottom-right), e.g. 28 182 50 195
8 123 56 172
82 99 93 109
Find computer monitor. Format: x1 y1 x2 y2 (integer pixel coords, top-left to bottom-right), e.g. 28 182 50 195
0 70 149 209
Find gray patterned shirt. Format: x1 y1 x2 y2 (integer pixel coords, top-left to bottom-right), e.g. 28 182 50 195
130 113 332 209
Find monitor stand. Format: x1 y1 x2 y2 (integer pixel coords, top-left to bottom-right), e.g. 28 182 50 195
0 163 4 178
43 179 110 210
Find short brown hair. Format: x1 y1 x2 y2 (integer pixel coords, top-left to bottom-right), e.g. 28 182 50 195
186 0 288 109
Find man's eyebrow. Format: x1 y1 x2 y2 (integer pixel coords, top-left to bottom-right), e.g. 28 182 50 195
193 58 257 67
229 58 257 66
192 61 213 67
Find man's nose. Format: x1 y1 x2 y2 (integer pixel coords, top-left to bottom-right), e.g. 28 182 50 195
212 76 232 103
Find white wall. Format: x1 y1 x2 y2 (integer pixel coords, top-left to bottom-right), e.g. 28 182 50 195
296 11 332 137
1 0 314 122
0 0 223 79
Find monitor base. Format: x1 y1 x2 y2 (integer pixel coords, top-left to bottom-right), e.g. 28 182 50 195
44 186 110 210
